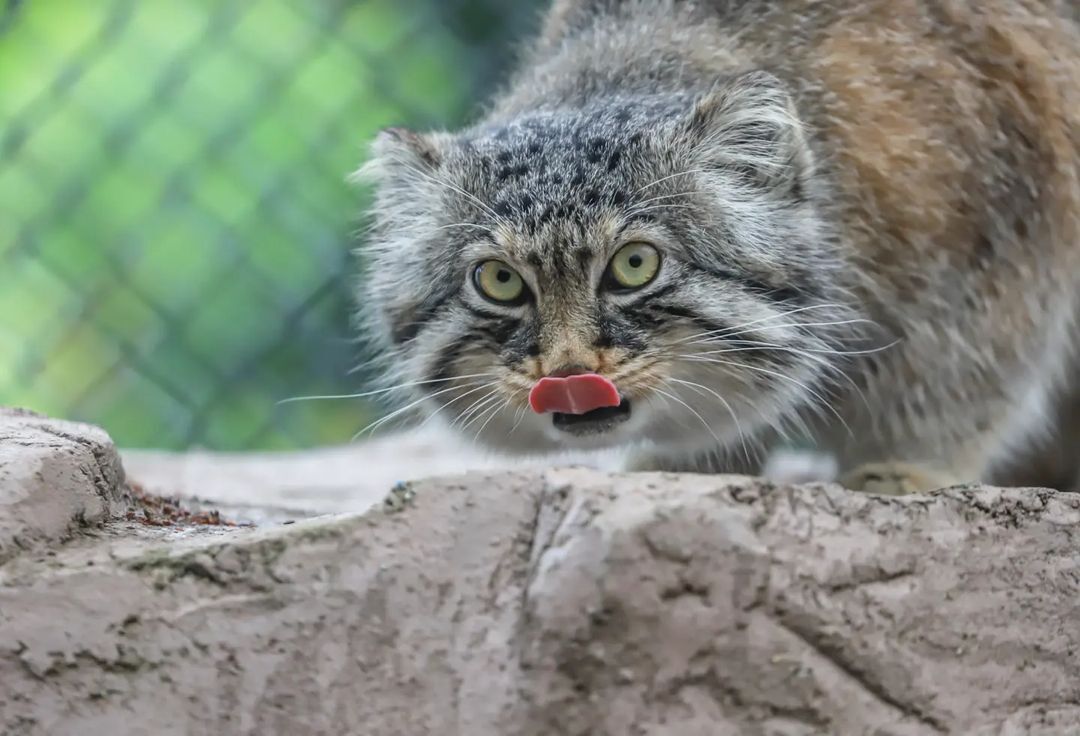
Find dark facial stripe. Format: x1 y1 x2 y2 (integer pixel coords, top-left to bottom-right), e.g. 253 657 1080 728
574 245 593 276
474 317 522 345
597 309 649 352
426 331 477 387
650 303 796 367
738 279 804 305
460 303 539 365
392 284 462 345
498 319 540 364
646 303 729 337
618 281 679 306
683 261 803 305
462 301 517 322
716 338 798 368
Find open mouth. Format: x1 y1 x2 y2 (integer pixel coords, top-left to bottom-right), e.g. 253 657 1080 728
552 398 632 436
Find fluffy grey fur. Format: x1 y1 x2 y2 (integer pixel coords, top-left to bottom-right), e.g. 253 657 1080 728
356 0 1080 492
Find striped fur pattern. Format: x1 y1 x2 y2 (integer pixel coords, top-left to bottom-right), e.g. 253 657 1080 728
357 0 1080 491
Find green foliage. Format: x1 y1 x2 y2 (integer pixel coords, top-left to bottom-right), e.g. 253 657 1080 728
0 0 500 449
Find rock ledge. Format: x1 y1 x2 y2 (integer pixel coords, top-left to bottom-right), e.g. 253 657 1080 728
2 411 1079 735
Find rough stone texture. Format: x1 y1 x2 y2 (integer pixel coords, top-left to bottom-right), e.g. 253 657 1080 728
0 408 130 563
2 456 1079 735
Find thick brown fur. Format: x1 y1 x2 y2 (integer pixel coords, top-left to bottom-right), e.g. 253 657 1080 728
537 0 1080 489
360 0 1079 492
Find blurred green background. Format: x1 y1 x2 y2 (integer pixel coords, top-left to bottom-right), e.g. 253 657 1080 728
0 0 542 450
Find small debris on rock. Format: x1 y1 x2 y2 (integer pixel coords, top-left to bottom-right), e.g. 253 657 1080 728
383 481 417 513
126 482 244 528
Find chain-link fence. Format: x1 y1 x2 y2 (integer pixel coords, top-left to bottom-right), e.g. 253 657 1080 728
0 0 543 450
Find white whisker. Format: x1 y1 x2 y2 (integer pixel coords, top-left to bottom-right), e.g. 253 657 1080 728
429 221 496 235
667 377 751 464
509 403 530 435
456 391 506 432
353 380 494 440
277 372 498 405
434 386 502 431
624 189 704 214
472 395 518 444
680 355 852 437
397 160 508 226
623 202 698 216
684 337 900 358
352 383 470 440
669 303 862 347
644 389 693 434
653 386 723 445
633 168 713 194
346 353 390 377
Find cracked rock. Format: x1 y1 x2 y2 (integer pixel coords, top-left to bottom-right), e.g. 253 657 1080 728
2 456 1079 735
0 407 131 563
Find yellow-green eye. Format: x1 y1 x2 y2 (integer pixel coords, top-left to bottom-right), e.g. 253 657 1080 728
474 260 526 304
607 242 661 290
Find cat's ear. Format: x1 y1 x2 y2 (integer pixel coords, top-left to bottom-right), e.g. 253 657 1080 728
373 127 443 169
352 127 446 183
681 71 813 196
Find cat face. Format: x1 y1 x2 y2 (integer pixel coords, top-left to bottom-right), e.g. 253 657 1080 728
358 73 858 456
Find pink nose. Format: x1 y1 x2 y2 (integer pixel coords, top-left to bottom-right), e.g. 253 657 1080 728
528 373 621 415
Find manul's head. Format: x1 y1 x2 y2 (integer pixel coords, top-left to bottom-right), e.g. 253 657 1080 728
357 72 856 455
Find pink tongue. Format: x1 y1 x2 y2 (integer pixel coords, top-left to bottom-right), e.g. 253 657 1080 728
529 374 621 415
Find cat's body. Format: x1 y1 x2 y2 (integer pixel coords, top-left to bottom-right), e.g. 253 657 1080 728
360 0 1080 492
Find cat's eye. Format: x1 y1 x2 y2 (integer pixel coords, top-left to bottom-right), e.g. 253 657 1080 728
473 260 526 304
606 242 661 290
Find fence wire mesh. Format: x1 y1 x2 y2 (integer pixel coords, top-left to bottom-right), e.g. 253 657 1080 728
0 0 542 450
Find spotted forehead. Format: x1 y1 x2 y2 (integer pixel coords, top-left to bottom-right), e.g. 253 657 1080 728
455 101 688 234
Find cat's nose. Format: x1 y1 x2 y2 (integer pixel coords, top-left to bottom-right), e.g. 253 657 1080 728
547 364 594 378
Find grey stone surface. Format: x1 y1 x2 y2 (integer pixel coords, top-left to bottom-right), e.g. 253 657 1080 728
0 407 131 563
2 438 1079 735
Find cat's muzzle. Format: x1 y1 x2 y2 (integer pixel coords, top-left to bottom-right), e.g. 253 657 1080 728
551 398 632 436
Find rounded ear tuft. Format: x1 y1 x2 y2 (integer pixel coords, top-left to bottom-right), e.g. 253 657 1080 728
374 127 443 169
683 70 813 193
352 127 446 185
687 71 791 131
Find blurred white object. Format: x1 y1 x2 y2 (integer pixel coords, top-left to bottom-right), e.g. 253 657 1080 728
122 426 623 520
123 427 836 525
763 448 838 484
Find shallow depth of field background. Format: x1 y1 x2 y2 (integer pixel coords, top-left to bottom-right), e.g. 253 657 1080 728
0 0 543 450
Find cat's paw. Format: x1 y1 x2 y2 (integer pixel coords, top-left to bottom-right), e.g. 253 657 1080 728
840 462 960 496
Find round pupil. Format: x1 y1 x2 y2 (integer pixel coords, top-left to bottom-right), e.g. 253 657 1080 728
627 254 643 269
496 269 512 283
